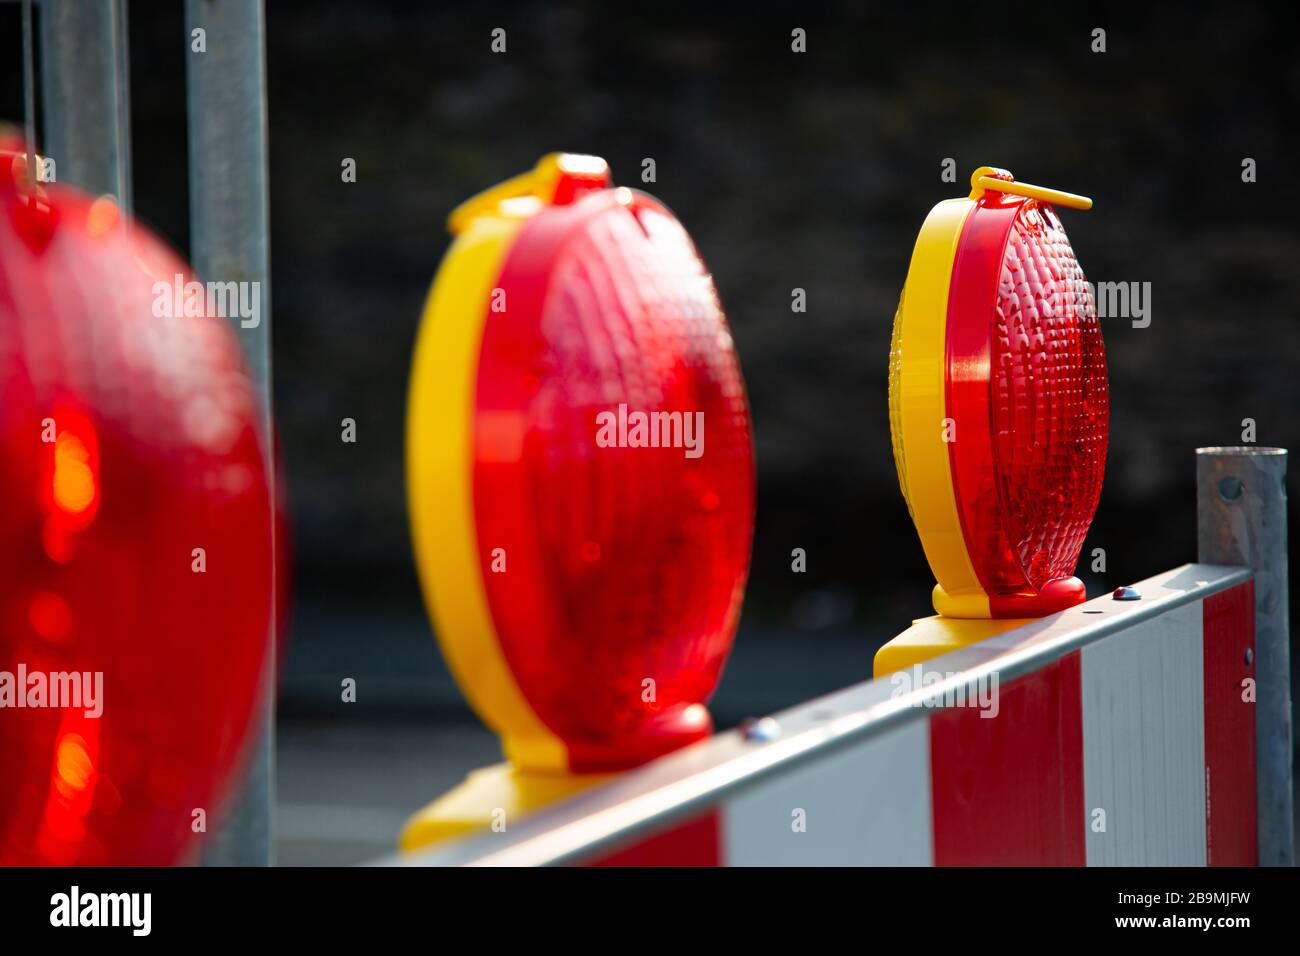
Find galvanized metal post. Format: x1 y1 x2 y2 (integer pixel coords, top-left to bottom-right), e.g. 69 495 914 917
1197 446 1293 866
38 0 132 209
185 0 275 866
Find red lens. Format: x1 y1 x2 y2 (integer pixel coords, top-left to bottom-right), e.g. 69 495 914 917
0 148 273 864
947 195 1108 599
473 189 755 770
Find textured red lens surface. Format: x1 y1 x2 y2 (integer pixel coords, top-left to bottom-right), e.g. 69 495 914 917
473 190 754 770
947 194 1107 596
0 152 272 864
993 202 1107 588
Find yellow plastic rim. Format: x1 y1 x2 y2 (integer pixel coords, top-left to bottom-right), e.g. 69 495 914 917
892 196 990 617
406 205 568 770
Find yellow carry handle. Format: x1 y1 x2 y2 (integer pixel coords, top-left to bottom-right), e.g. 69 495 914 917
968 165 1092 210
447 153 610 234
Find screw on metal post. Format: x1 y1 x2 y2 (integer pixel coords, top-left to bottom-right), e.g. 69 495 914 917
1112 585 1141 601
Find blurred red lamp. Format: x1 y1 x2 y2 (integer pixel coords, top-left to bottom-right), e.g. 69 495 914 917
0 136 274 865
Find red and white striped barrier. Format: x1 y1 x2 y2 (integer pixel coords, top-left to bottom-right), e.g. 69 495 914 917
392 564 1258 867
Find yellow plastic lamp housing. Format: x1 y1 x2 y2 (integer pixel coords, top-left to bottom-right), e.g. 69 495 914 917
406 154 756 778
888 167 1108 620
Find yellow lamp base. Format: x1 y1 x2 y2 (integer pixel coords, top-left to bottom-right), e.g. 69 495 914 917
931 585 993 618
399 763 613 853
873 614 1029 678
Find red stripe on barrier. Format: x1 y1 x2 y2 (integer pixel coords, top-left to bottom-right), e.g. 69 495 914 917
930 651 1085 865
1202 582 1258 866
586 809 721 867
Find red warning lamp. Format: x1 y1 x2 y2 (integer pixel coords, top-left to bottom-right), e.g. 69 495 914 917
886 167 1108 623
0 137 274 864
405 154 755 845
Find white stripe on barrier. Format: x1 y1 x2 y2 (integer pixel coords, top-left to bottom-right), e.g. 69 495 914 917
1081 602 1207 865
723 719 932 866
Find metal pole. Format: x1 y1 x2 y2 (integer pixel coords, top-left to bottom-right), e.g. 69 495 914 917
185 0 275 866
39 0 132 209
1197 446 1292 866
23 0 36 175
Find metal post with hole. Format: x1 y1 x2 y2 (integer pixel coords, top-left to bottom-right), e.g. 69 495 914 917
1197 446 1293 866
185 0 276 866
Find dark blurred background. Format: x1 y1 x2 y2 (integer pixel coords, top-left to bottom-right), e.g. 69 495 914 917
4 1 1299 863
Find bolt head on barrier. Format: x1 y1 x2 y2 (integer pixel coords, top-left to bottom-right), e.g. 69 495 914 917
407 154 756 773
0 136 275 864
888 167 1109 619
